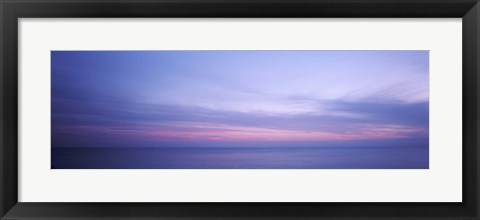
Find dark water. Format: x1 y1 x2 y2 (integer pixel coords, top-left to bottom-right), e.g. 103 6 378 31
51 146 428 169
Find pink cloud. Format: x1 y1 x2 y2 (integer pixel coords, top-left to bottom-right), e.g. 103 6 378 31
53 122 427 143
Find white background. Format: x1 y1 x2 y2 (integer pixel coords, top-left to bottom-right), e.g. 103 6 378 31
18 18 462 202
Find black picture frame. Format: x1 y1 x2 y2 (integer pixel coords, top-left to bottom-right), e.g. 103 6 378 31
1 0 479 219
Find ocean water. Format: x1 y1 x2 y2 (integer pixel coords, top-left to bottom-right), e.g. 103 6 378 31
51 146 428 169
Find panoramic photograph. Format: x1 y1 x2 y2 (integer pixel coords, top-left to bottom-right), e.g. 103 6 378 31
51 50 429 169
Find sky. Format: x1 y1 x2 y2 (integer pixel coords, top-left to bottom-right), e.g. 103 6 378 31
51 51 429 148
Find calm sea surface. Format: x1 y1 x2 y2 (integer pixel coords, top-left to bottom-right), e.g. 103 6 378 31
51 146 428 169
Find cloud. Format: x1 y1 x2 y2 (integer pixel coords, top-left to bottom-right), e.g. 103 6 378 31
51 50 429 148
52 96 428 146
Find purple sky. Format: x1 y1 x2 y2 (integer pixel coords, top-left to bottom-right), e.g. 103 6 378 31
51 51 429 148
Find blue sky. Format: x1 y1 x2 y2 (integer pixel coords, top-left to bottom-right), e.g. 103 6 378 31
51 51 429 148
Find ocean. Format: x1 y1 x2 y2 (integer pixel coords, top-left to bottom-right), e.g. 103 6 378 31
51 146 428 169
